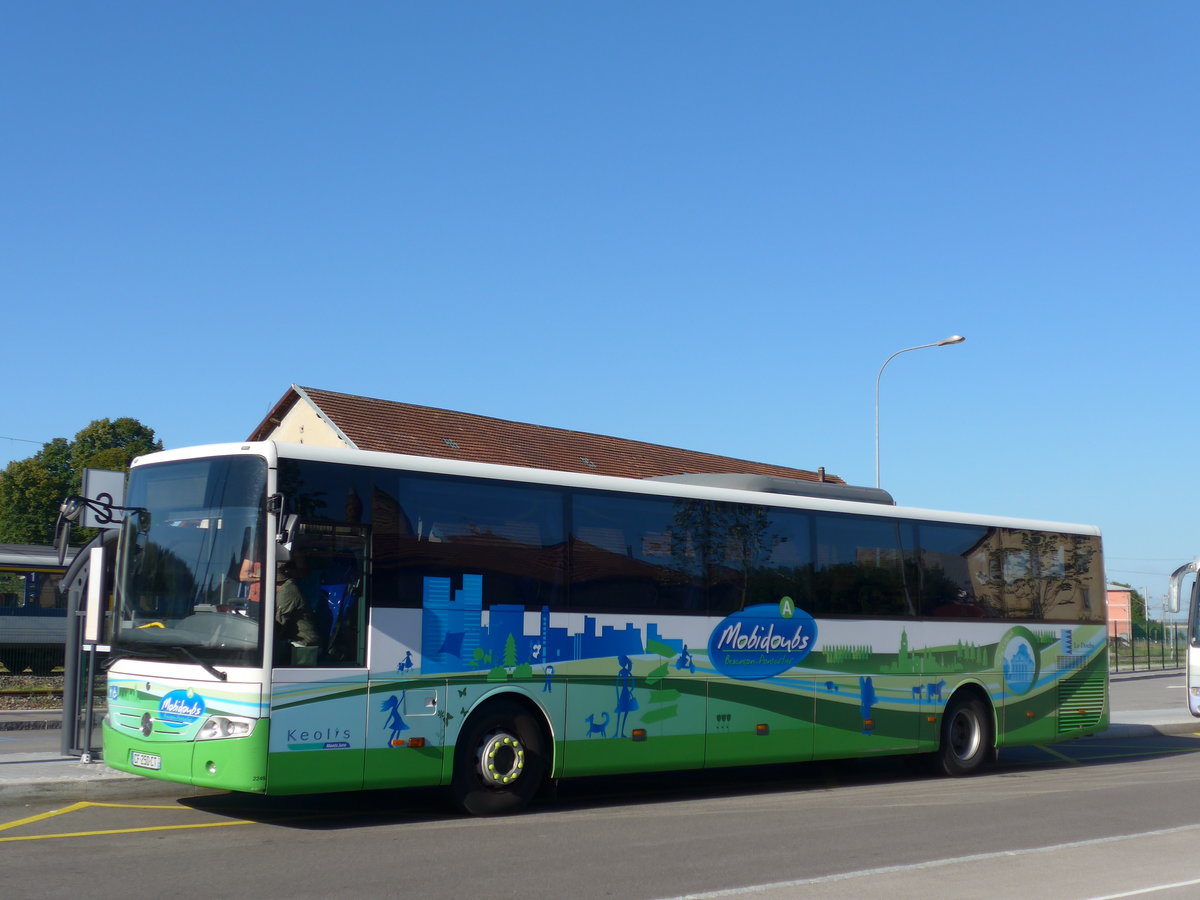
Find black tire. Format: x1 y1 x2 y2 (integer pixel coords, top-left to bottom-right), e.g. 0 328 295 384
451 698 548 816
934 692 995 777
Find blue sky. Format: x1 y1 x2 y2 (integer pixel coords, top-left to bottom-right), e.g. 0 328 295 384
3 3 1197 609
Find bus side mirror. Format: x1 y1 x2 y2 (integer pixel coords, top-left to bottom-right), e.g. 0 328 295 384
277 514 299 555
55 496 86 565
1167 559 1200 614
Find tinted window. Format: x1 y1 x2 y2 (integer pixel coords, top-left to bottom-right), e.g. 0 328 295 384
709 503 813 615
974 529 1103 622
275 460 372 666
375 472 565 612
813 513 914 616
571 492 704 613
918 522 989 617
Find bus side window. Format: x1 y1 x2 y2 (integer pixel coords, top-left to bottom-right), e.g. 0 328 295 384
917 522 989 617
707 504 814 616
295 527 368 667
813 513 913 617
570 492 704 614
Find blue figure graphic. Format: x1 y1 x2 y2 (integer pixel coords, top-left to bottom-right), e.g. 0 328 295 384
674 644 696 673
396 651 414 673
614 655 639 738
859 676 876 736
585 712 609 737
381 693 410 746
543 664 555 693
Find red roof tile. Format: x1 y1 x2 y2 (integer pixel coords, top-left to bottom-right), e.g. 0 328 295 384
249 385 844 485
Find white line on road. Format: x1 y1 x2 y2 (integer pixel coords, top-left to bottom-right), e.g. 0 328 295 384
1084 877 1200 899
664 822 1200 900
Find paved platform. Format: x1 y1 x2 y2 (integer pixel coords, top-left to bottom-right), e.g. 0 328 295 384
0 710 220 804
1 672 1195 806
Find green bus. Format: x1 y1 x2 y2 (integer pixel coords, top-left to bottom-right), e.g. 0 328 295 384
102 441 1107 814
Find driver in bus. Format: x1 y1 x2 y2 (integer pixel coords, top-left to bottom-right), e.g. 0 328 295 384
275 555 320 665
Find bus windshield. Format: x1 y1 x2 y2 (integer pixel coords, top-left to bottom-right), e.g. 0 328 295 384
113 455 268 669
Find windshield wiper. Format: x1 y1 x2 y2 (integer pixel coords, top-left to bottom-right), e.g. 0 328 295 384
165 645 228 682
103 647 164 670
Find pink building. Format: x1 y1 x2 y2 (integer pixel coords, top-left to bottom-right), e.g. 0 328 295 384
1106 585 1133 640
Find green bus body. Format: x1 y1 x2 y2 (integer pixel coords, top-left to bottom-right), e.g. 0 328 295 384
102 443 1107 812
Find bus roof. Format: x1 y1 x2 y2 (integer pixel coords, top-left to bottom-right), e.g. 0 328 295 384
131 441 1102 538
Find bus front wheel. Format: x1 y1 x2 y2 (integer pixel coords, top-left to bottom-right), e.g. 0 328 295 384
934 692 995 777
451 699 548 816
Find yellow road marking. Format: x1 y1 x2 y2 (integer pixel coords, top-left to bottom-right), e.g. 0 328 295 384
0 801 253 842
0 801 91 832
1028 742 1200 766
1035 744 1084 765
1079 745 1200 761
0 820 252 842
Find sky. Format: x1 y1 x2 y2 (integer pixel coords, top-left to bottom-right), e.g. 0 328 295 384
3 3 1197 610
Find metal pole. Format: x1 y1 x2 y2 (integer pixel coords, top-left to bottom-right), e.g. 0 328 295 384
60 572 83 757
81 648 97 763
874 335 965 488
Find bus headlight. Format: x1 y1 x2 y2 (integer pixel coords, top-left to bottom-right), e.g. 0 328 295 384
196 715 257 740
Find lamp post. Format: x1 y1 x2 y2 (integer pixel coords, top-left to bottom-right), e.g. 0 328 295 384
874 334 965 488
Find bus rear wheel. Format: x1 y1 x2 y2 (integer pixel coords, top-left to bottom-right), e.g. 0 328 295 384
451 699 547 816
934 692 995 777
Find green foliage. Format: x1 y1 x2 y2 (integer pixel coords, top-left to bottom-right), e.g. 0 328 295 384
0 440 73 544
69 418 161 475
0 417 162 545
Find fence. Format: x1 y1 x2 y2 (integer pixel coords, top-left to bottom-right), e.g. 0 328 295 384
1109 621 1186 673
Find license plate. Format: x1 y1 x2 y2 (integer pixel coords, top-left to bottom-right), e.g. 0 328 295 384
130 751 161 770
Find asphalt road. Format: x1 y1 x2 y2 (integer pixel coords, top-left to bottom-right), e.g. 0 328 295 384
1 670 1197 900
4 731 1200 900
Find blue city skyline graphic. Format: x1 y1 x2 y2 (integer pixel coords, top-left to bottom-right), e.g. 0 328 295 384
418 574 685 675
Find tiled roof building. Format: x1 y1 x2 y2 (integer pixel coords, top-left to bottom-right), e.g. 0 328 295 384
248 385 844 485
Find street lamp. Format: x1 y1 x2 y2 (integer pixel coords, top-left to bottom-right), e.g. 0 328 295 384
874 334 965 488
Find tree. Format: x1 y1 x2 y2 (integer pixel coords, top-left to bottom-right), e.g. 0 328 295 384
0 418 162 545
68 418 161 478
0 439 73 545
